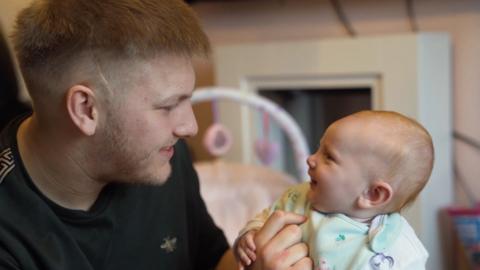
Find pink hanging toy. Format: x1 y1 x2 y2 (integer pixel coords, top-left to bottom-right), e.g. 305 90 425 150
254 110 279 165
203 100 233 157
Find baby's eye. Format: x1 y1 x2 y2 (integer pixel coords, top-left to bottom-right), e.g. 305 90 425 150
324 152 335 162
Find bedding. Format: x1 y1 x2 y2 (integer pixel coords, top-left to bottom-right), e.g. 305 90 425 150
195 160 296 244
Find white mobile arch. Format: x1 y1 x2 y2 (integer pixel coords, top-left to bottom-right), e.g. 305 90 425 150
192 87 310 182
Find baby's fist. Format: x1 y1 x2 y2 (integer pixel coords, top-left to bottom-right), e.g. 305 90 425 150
235 230 258 268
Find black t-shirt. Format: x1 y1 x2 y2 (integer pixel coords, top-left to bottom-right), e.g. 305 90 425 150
0 116 229 269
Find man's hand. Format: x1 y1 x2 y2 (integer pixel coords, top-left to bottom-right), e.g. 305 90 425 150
249 211 312 270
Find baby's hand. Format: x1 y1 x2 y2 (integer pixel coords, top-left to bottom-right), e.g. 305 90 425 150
234 230 258 268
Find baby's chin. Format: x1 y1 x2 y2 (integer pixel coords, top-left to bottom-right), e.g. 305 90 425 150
307 194 346 214
307 193 329 213
310 205 353 217
310 205 336 215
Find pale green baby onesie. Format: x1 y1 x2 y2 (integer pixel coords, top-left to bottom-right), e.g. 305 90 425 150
240 183 428 270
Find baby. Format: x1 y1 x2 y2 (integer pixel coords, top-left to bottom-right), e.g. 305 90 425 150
235 110 433 270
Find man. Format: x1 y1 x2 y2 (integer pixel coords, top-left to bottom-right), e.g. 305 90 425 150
0 0 311 269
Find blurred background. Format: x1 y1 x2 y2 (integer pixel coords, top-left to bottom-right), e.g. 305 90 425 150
1 0 479 269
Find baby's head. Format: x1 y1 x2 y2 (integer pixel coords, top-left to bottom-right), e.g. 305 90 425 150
306 110 434 219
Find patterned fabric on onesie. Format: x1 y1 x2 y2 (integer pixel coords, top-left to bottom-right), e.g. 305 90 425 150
269 183 404 270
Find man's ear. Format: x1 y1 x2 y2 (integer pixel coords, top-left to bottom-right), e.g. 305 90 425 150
66 85 98 136
357 181 393 209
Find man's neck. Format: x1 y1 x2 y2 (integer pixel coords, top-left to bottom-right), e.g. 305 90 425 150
17 116 106 211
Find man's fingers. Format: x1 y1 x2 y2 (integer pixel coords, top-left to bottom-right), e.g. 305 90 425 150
264 224 303 256
250 211 309 270
290 257 313 270
255 211 307 248
279 242 309 268
246 234 256 250
259 242 310 270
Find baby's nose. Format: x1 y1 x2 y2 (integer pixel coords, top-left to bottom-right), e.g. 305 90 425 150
307 156 316 168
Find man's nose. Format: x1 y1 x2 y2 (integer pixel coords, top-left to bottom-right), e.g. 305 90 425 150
173 103 198 138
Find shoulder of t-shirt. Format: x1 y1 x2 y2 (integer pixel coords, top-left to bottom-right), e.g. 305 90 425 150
0 116 21 186
0 245 20 270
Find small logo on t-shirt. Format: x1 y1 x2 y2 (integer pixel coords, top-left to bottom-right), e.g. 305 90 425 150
160 236 177 253
0 148 15 183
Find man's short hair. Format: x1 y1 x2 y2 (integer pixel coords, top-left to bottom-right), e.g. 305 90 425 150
12 0 210 106
13 0 210 66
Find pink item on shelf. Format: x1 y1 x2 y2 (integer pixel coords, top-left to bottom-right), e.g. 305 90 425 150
254 138 279 165
203 123 233 157
447 204 480 269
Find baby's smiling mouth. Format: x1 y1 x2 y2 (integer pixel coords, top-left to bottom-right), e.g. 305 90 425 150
310 177 318 187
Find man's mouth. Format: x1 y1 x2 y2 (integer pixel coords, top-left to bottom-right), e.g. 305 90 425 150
160 140 178 158
160 146 175 159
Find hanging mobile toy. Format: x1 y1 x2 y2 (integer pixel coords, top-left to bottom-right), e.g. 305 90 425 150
192 88 310 181
203 99 233 157
254 110 279 165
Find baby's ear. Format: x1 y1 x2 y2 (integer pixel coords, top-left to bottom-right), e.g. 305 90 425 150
357 181 393 210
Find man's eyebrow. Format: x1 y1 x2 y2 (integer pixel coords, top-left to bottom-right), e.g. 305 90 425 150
156 94 192 104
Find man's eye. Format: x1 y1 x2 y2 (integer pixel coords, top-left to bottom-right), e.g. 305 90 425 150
157 104 176 111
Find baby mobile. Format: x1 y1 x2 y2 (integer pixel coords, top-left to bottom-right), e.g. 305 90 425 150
254 110 279 165
202 99 233 157
202 98 279 166
192 87 310 182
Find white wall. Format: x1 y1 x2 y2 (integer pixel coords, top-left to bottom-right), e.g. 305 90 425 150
0 1 30 31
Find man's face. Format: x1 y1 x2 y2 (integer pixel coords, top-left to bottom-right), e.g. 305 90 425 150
93 55 197 185
306 118 380 216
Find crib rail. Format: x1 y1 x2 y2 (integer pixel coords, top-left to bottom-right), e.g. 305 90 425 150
192 87 310 182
